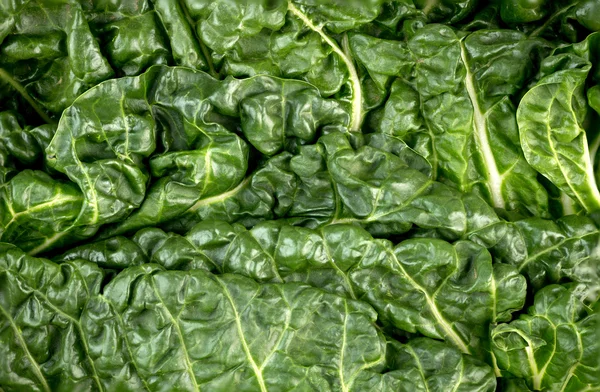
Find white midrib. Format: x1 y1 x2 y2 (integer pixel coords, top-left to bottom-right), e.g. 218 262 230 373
450 359 465 392
28 230 71 256
529 344 543 390
580 139 600 210
188 176 251 212
560 192 577 215
389 252 470 354
287 2 362 132
588 131 600 168
105 300 152 392
339 301 349 392
200 149 212 196
490 352 502 378
459 40 505 209
558 326 583 392
424 296 470 353
421 0 437 16
320 234 357 299
501 327 541 390
554 113 600 210
72 135 99 224
217 279 268 392
5 195 81 228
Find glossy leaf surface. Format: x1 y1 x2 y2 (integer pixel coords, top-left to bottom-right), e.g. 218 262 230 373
518 32 600 213
492 283 600 391
353 25 550 217
0 243 500 391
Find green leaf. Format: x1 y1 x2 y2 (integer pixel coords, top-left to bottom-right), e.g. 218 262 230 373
0 0 114 113
159 131 513 240
0 111 42 167
518 32 600 213
152 0 208 70
94 12 172 76
180 0 368 131
573 0 600 32
28 65 341 250
512 216 600 291
0 244 391 391
500 0 547 23
492 283 600 391
415 0 477 23
354 238 525 355
91 67 348 238
0 170 88 253
356 338 497 391
57 236 147 270
126 220 526 355
322 132 469 238
353 26 551 217
184 0 288 53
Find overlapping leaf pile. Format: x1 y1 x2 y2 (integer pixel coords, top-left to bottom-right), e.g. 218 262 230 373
1 1 599 391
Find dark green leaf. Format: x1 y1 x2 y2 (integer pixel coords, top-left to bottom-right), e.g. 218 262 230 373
0 243 393 391
492 283 600 391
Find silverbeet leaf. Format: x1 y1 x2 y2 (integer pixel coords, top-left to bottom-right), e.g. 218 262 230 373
492 283 600 391
102 221 526 356
0 64 350 253
84 6 173 76
414 0 477 23
0 170 90 254
0 242 497 392
182 0 368 132
518 32 600 214
0 0 114 114
154 131 489 239
0 111 42 167
322 132 470 237
2 2 600 391
511 216 600 292
96 68 348 237
353 25 551 217
417 210 600 294
0 243 386 391
356 338 496 391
